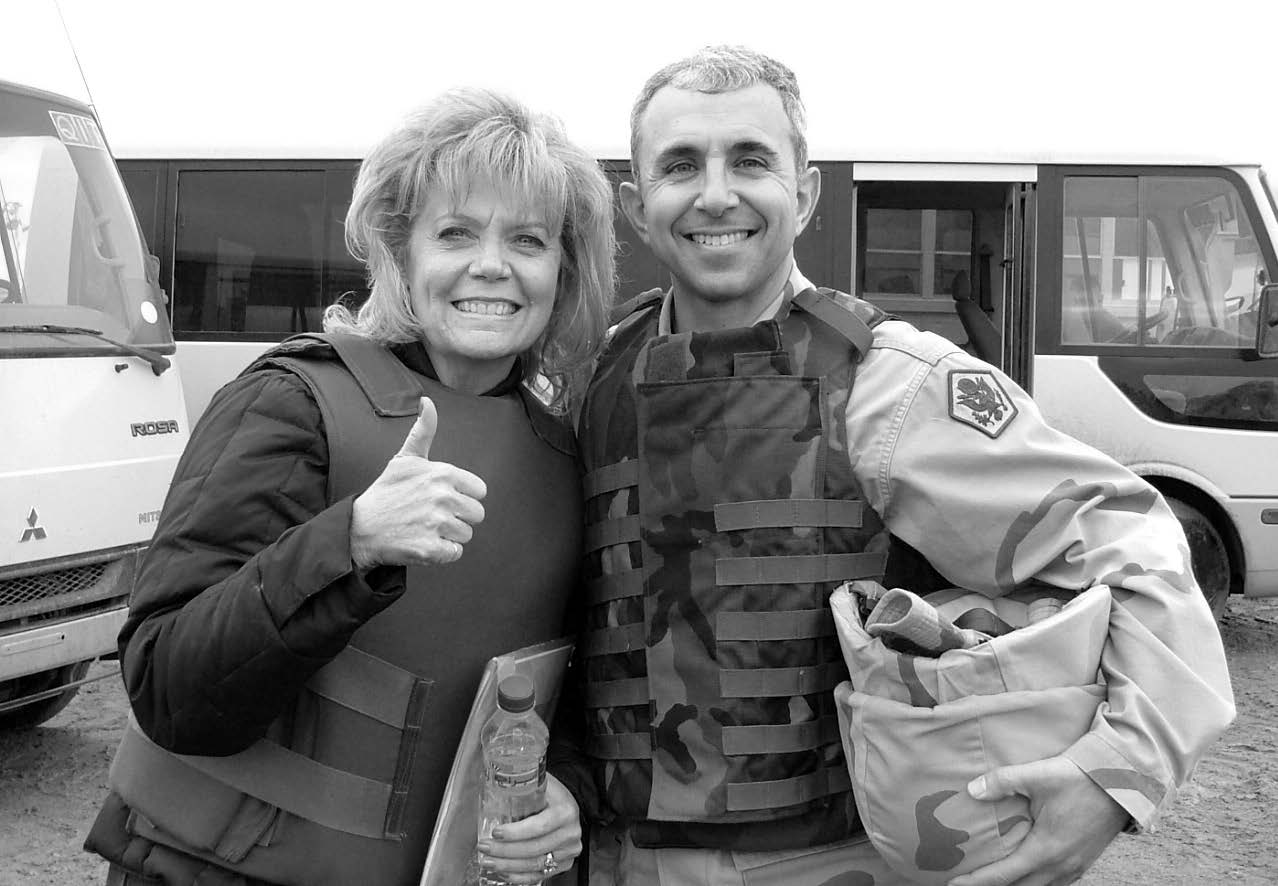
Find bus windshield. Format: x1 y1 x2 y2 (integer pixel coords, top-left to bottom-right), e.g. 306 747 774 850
0 84 172 353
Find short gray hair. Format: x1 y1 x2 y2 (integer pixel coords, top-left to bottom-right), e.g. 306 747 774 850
629 45 808 172
329 87 616 411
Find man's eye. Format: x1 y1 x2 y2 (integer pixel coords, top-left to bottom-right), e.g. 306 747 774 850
738 157 768 170
665 160 696 175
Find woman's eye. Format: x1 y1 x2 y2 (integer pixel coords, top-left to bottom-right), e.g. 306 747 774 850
515 234 547 249
438 226 472 241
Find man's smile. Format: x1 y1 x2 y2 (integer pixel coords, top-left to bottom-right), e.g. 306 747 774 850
685 230 756 247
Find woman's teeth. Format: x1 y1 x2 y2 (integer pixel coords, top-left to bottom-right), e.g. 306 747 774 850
454 300 517 316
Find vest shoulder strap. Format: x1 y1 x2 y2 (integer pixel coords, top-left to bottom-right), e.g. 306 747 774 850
251 333 427 505
791 288 887 359
252 332 426 417
608 287 665 327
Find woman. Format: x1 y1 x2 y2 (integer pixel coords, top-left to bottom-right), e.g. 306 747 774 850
85 87 615 886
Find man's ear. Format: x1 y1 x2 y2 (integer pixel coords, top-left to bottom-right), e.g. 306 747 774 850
619 180 650 244
793 165 822 237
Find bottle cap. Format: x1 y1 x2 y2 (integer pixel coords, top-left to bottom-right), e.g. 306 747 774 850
496 674 536 714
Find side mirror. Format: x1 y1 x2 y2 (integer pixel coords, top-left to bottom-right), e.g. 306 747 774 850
1257 284 1278 359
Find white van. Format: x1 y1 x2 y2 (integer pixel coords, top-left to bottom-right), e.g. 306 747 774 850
0 37 187 727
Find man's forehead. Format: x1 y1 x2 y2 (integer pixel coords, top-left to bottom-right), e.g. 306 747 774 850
637 84 792 156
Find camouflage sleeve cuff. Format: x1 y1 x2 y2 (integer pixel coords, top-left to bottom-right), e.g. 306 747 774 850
1063 731 1171 833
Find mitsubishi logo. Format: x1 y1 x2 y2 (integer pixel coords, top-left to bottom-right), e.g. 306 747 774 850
20 508 46 542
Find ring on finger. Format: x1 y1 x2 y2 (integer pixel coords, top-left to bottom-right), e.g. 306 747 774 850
542 850 559 875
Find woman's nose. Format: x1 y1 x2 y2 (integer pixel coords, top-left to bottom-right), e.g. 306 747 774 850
469 241 510 280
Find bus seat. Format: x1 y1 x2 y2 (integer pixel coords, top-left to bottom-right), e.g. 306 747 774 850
1151 295 1178 341
950 271 1001 364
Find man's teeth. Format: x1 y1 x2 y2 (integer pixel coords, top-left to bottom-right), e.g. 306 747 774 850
454 300 517 316
689 231 750 247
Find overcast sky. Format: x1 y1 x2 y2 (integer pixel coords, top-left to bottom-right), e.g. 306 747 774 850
10 0 1278 170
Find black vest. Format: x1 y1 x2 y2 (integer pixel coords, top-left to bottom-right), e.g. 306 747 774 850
108 334 581 885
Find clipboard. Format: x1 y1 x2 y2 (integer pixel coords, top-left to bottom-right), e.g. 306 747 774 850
420 637 575 886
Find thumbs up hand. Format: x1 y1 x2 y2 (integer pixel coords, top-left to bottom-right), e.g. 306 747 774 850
350 397 487 569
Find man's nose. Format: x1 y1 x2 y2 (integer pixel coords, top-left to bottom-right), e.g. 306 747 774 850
694 162 740 216
469 240 510 279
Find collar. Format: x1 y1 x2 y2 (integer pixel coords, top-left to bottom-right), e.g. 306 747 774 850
389 340 524 396
657 263 815 335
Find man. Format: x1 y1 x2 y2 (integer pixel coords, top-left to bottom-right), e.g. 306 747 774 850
571 45 1235 885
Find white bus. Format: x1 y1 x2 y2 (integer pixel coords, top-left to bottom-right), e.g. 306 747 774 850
0 15 188 727
112 147 1278 619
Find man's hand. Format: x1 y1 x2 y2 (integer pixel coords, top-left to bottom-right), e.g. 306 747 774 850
476 774 583 884
350 396 487 569
949 755 1129 886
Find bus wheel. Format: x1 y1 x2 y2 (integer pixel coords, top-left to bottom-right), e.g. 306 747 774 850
0 660 92 730
1167 497 1231 622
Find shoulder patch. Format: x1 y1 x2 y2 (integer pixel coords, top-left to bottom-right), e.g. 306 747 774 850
948 370 1017 438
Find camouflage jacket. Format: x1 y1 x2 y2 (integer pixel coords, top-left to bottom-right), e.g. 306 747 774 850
577 265 1234 846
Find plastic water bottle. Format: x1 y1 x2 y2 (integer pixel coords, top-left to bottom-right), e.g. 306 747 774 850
477 674 549 886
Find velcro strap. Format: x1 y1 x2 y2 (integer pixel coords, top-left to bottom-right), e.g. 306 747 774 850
792 289 874 356
588 732 654 760
586 570 644 604
720 662 845 698
306 646 421 729
583 622 646 656
716 552 886 586
584 461 639 499
954 607 1017 637
584 516 641 553
322 333 427 417
584 677 650 708
714 499 863 531
726 765 852 811
721 716 842 756
716 609 834 641
118 715 392 839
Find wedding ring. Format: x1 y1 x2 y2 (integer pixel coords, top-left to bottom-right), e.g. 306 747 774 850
542 850 559 875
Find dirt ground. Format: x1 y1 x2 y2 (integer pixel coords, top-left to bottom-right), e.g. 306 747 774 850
2 598 1276 886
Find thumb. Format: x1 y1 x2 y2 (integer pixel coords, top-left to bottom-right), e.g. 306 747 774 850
967 762 1035 802
398 396 438 459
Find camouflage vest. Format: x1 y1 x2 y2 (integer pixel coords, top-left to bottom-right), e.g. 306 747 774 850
578 288 891 846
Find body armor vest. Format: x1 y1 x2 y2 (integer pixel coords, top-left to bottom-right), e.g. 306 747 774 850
577 288 891 848
108 334 581 886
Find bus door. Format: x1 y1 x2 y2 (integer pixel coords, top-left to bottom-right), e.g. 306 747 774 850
1033 164 1278 607
850 163 1037 388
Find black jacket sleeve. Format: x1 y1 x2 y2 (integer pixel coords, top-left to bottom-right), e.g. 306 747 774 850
120 368 405 756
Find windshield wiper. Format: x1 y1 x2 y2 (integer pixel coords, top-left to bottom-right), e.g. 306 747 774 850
0 324 171 375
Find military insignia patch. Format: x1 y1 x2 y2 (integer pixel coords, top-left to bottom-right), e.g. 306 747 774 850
948 370 1017 438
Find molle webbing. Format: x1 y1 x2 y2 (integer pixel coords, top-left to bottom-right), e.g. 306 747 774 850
111 647 429 841
578 291 890 823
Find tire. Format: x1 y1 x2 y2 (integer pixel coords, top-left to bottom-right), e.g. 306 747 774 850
0 659 92 730
1167 497 1231 622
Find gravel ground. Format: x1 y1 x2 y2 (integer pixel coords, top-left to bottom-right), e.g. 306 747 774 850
2 597 1275 886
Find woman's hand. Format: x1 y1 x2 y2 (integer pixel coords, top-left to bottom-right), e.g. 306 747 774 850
477 774 583 884
350 396 487 569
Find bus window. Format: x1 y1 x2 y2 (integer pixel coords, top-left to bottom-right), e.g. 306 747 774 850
172 167 366 338
1061 175 1264 349
0 108 168 348
855 180 1008 364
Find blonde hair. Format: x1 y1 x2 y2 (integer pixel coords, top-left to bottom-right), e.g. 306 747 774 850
328 87 615 410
